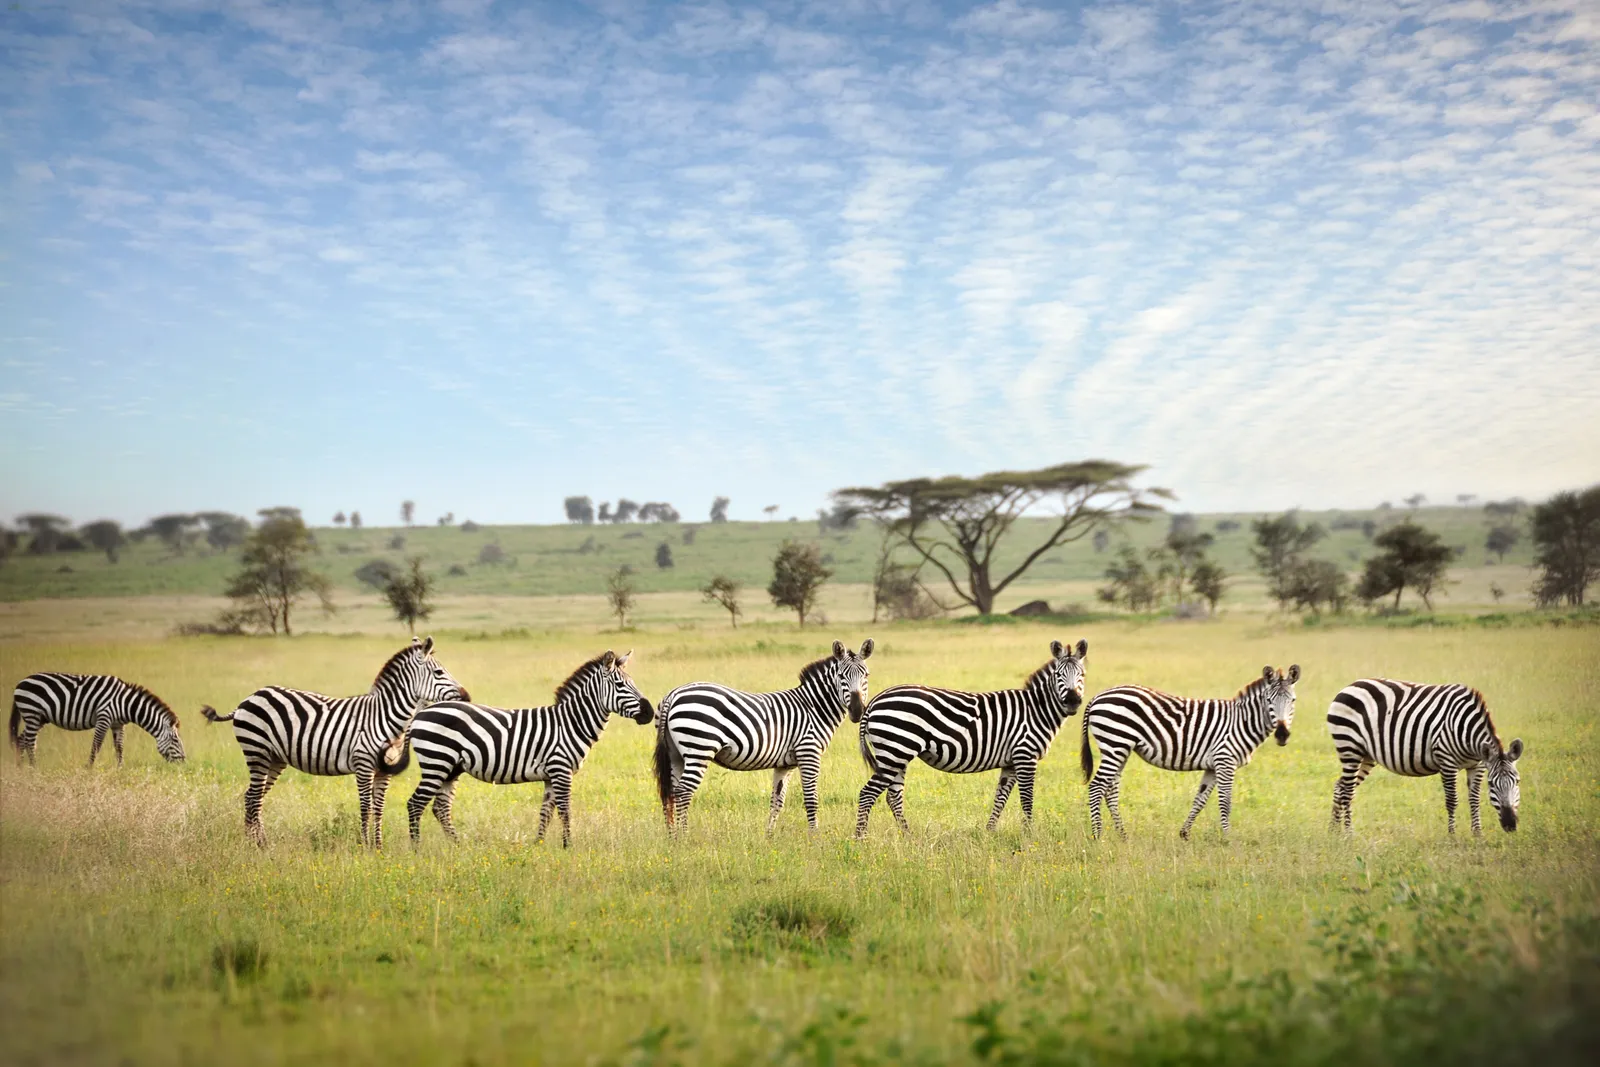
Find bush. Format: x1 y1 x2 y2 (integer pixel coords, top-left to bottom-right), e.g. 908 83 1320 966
477 543 506 565
460 519 481 533
387 534 406 551
655 542 674 569
354 559 400 589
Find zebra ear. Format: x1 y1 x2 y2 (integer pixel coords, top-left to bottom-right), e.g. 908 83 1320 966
1076 638 1088 659
421 636 435 655
833 640 846 658
1507 738 1524 761
859 638 874 659
1263 666 1276 682
1482 739 1499 762
1286 664 1301 684
616 650 632 668
1050 640 1064 658
601 650 616 668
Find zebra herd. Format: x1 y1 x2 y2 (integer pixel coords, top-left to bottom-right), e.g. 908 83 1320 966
8 635 1526 845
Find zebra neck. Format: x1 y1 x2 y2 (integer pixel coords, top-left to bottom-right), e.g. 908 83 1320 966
796 679 844 725
1023 679 1066 720
124 692 159 731
366 685 419 735
1236 691 1273 743
558 699 609 746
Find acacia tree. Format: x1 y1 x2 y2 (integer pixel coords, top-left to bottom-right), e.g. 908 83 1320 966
80 520 125 562
18 514 71 554
768 540 832 626
223 512 334 635
701 575 742 627
1529 485 1600 607
836 460 1167 616
606 566 637 628
564 496 595 524
710 497 730 523
1191 559 1227 614
401 500 416 526
382 556 434 634
199 512 251 553
1250 513 1326 610
1355 521 1453 611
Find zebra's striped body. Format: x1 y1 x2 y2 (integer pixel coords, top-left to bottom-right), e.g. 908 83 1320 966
404 650 653 847
10 673 185 767
1327 678 1523 834
201 636 468 848
853 639 1087 838
653 639 873 833
1082 665 1300 839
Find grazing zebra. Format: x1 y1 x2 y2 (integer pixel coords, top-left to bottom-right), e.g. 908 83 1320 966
9 673 185 767
853 639 1088 838
201 636 469 848
654 639 873 833
1328 678 1524 835
1082 664 1300 840
403 650 653 848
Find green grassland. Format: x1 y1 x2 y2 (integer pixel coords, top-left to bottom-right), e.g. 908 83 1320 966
0 506 1541 609
2 616 1597 1065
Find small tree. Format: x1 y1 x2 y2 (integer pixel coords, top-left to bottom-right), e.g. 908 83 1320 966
1250 513 1326 610
1097 544 1165 612
17 514 71 555
640 502 681 523
1191 559 1227 614
1485 524 1520 563
200 512 251 553
80 520 125 562
613 499 640 524
655 542 674 569
564 496 596 524
1356 520 1453 611
350 511 362 529
382 557 434 635
1529 485 1600 607
598 502 614 523
762 505 781 520
710 497 730 523
1164 522 1215 606
1284 559 1348 615
401 500 416 526
333 511 347 526
1404 493 1427 510
223 512 334 635
146 513 197 555
0 525 18 566
768 540 832 626
606 567 637 628
701 575 742 627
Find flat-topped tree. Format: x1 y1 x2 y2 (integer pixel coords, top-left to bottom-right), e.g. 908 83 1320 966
836 460 1168 616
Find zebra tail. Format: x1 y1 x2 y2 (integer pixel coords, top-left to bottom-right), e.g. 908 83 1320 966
200 705 233 724
1080 708 1095 783
653 700 676 821
858 720 879 776
7 697 20 756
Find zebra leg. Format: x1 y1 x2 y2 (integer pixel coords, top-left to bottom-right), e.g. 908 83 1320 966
406 775 438 843
1466 764 1485 837
1089 747 1132 840
111 726 125 767
535 782 556 843
886 779 909 832
1346 762 1373 831
1016 761 1037 829
369 770 393 849
987 770 1016 831
19 719 41 766
671 755 711 832
1439 760 1460 834
854 769 899 839
549 770 575 849
1180 769 1217 840
767 767 793 834
1331 758 1360 831
433 777 461 841
799 751 824 831
1213 761 1237 839
244 763 284 848
354 761 376 846
88 723 109 768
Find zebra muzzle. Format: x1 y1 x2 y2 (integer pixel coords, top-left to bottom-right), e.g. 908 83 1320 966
1274 723 1290 746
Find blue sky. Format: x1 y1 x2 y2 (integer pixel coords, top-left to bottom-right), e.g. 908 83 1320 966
3 0 1597 527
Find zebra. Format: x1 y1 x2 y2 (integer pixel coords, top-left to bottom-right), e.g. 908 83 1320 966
10 673 185 767
402 649 653 848
1327 678 1524 835
1082 664 1300 840
653 639 873 833
853 639 1088 838
200 636 469 848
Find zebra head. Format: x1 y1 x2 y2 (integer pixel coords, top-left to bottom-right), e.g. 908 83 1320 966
393 636 471 709
830 639 874 722
126 685 185 762
1261 664 1301 745
574 650 654 724
152 711 186 763
1044 639 1089 713
1482 737 1524 832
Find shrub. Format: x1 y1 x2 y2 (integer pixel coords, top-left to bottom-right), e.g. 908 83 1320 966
655 542 674 569
354 559 400 589
460 519 481 533
477 542 506 565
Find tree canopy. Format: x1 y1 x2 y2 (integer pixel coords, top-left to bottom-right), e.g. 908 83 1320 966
836 460 1167 615
1530 486 1600 607
1356 520 1453 611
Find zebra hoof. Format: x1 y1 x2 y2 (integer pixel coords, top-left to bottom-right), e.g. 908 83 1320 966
1178 828 1189 840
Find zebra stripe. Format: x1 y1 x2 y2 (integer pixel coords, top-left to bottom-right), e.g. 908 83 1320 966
653 639 873 833
1327 678 1524 834
1082 664 1300 840
404 650 653 848
853 639 1087 838
9 672 185 767
201 636 468 848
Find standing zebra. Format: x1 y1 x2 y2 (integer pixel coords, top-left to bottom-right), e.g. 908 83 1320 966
1082 664 1300 840
403 650 653 848
1328 678 1523 834
654 639 873 833
10 673 185 767
201 636 469 848
853 639 1088 838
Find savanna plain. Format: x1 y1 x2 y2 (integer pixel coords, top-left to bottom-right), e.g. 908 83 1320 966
3 612 1599 1066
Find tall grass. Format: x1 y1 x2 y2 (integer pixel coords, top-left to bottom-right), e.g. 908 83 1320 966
2 619 1596 1064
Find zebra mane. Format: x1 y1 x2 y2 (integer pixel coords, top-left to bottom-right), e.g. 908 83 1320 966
1024 659 1060 689
554 654 616 705
374 643 425 685
1234 676 1269 702
1471 687 1504 750
125 681 179 727
797 655 841 685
